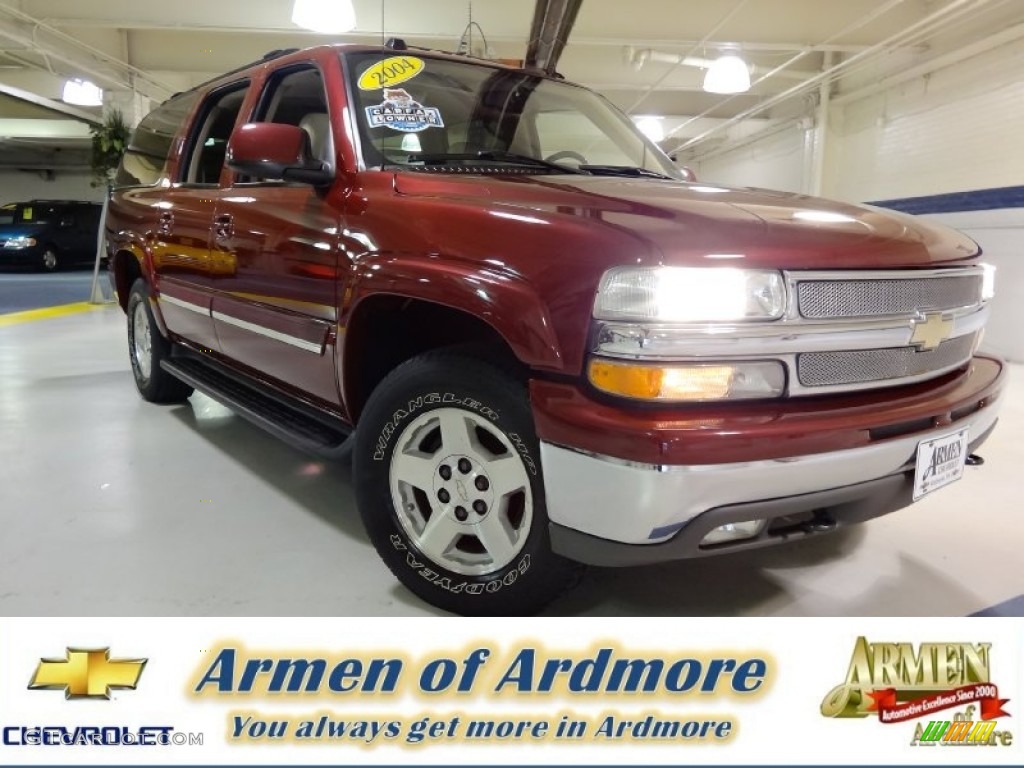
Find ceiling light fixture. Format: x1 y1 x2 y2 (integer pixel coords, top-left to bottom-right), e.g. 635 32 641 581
291 0 357 34
634 116 665 142
703 54 751 95
62 79 103 106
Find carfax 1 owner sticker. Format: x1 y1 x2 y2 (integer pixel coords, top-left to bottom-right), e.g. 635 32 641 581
359 56 444 133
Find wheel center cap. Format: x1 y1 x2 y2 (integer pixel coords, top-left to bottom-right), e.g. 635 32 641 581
455 479 470 503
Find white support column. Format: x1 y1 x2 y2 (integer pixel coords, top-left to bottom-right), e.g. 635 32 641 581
809 52 834 198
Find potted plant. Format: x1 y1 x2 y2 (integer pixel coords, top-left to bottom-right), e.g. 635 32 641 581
90 109 130 187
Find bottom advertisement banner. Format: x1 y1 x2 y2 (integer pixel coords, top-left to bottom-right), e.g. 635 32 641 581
0 617 1019 766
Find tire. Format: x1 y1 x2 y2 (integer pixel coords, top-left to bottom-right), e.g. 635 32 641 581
354 349 582 615
39 246 59 272
126 278 194 403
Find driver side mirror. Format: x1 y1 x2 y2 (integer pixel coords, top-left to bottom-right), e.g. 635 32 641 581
226 123 333 186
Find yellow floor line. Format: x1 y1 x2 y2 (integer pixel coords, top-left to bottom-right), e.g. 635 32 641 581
0 302 103 328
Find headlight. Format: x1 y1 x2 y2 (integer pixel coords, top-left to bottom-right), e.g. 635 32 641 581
595 267 786 323
3 236 37 249
588 359 786 401
981 263 996 301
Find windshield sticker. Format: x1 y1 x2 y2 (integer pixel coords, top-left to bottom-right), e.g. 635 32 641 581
22 207 32 221
365 88 444 133
358 56 425 90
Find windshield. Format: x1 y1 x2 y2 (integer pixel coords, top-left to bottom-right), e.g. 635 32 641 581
344 52 681 178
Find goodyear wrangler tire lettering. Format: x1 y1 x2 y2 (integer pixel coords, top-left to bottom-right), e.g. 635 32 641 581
354 350 581 615
373 392 499 461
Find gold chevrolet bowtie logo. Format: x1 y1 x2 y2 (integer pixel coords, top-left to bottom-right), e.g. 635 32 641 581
909 313 954 352
29 648 147 700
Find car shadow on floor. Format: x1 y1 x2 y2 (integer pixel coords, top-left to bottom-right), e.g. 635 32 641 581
165 394 883 617
548 527 869 616
167 399 365 543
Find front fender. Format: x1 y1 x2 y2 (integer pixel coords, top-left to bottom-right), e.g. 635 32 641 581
343 253 563 371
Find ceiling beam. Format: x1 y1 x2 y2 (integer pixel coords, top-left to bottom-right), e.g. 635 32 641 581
525 0 584 73
0 6 173 100
25 18 889 54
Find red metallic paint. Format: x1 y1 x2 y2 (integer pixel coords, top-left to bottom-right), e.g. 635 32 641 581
227 123 309 169
107 43 1006 469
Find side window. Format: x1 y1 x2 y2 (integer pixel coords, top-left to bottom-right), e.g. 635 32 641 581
182 84 249 185
116 92 199 188
255 66 333 171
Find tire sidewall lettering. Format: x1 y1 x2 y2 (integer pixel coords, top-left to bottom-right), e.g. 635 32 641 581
389 530 533 597
373 392 500 461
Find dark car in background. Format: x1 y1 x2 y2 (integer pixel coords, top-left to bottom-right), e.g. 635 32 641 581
0 200 102 271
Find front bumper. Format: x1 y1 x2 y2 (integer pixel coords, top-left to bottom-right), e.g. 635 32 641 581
0 246 42 266
537 355 1005 565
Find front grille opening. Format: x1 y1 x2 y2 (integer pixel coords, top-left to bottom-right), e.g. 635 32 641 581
870 417 936 441
951 401 983 422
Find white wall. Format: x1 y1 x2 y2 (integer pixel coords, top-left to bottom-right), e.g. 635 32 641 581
924 209 1024 363
0 170 103 205
687 34 1024 203
827 35 1024 203
692 121 809 194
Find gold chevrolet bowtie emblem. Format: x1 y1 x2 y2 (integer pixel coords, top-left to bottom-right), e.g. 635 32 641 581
29 648 147 700
909 313 954 352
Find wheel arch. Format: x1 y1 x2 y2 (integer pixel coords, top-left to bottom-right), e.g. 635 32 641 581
342 293 533 422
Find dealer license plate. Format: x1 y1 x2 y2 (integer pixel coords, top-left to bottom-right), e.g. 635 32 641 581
913 428 969 501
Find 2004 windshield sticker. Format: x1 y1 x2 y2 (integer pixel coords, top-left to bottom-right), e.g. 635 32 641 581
366 88 444 133
359 56 425 90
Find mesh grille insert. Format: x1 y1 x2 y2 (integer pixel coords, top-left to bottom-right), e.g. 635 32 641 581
797 276 982 319
797 333 976 387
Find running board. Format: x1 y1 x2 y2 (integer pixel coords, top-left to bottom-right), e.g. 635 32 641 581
161 355 352 459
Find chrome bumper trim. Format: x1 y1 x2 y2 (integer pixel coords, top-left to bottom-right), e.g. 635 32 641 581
539 397 1001 546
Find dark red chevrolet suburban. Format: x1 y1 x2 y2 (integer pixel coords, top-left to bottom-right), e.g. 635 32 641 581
107 42 1004 615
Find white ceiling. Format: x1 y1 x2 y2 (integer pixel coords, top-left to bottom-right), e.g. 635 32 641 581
0 0 1022 168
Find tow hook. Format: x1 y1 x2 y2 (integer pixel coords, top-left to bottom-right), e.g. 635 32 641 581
801 509 837 534
966 453 985 466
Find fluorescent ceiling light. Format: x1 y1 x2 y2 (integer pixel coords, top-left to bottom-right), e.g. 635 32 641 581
62 79 103 106
291 0 356 34
703 55 750 94
634 116 665 142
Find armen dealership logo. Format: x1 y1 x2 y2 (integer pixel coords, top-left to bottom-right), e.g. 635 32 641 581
28 647 146 700
820 637 1012 746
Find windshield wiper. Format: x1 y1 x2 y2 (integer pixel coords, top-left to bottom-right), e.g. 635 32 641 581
412 151 585 174
578 164 674 179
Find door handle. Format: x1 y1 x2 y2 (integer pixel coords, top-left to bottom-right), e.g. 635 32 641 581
157 211 173 236
214 213 234 241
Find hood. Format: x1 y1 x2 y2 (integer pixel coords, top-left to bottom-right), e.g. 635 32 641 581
393 173 978 269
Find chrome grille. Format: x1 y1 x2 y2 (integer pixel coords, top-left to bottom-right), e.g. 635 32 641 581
797 275 982 319
797 333 976 388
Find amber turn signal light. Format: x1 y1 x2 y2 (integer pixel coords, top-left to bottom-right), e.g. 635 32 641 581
588 359 785 401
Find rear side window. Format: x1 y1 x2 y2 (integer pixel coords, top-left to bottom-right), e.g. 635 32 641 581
116 92 199 187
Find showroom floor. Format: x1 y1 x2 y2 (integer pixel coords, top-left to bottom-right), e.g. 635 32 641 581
1 301 1021 617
